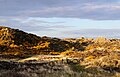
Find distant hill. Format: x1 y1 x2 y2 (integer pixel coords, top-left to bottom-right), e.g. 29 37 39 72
2 26 115 56
0 26 41 47
0 26 82 56
1 26 120 75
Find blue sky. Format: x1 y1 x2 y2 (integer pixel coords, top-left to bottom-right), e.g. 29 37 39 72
0 0 120 38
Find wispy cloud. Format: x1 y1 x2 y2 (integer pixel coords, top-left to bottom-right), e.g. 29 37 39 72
0 17 70 32
0 19 8 23
0 0 120 38
0 0 120 20
63 29 120 38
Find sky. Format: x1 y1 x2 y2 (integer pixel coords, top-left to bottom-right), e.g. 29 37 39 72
0 0 120 38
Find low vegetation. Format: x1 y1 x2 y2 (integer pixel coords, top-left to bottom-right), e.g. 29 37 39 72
1 26 120 76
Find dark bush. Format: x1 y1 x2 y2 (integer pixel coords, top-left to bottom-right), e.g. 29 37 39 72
0 71 29 77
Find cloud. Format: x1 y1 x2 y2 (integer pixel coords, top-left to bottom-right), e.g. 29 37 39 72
49 25 72 29
0 17 71 32
0 18 51 31
0 17 120 38
63 29 120 38
0 0 120 20
16 18 65 24
0 19 8 23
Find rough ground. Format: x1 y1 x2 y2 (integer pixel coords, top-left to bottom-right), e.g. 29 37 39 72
0 56 119 77
1 26 120 77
